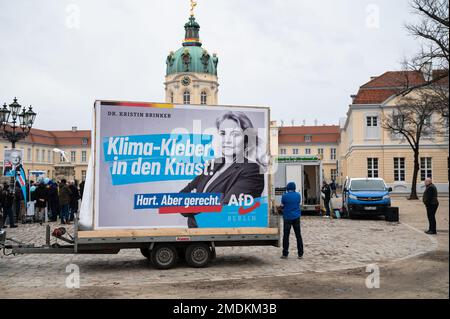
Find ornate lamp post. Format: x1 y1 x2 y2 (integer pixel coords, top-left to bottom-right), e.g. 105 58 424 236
0 98 37 225
0 98 36 148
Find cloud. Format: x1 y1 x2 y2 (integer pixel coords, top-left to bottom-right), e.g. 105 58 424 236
0 0 419 129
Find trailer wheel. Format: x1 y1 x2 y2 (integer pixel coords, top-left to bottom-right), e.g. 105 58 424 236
151 244 178 270
140 247 151 259
185 243 212 268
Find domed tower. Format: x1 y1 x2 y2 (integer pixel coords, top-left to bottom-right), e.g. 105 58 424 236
164 12 219 105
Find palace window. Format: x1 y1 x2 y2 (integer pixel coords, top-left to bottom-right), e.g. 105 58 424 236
201 91 207 105
394 158 405 182
305 149 311 155
170 91 174 103
27 148 31 161
82 151 87 162
293 149 299 155
367 158 379 178
41 150 45 162
305 135 312 143
330 148 337 160
183 90 191 105
366 115 380 139
280 149 287 155
318 148 324 156
331 169 338 182
71 151 76 163
420 157 432 181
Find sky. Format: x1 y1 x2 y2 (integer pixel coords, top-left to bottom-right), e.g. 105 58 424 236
0 0 421 130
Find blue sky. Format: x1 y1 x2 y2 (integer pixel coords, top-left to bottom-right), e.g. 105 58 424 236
0 0 421 130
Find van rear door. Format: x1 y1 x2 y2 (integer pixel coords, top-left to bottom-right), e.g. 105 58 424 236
285 165 303 205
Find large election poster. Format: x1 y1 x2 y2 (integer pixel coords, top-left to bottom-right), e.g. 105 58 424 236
94 101 270 230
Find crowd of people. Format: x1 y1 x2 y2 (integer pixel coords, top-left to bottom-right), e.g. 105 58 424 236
0 178 85 229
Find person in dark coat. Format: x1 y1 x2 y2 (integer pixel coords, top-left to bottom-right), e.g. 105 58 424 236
423 178 439 235
47 181 60 222
79 180 85 200
68 181 80 222
321 180 332 218
1 183 17 228
35 182 48 224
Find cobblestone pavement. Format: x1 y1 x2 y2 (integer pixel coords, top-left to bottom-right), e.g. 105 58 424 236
0 198 440 292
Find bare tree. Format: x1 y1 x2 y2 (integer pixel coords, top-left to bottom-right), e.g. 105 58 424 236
383 89 446 200
403 0 449 111
406 0 449 73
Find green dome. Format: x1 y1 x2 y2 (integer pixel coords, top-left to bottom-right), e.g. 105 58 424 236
165 15 218 76
166 46 218 76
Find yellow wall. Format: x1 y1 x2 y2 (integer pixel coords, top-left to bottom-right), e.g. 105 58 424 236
165 72 219 105
339 89 449 192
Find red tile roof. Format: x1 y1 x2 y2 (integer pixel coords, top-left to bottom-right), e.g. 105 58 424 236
22 128 91 146
353 70 449 104
279 126 340 144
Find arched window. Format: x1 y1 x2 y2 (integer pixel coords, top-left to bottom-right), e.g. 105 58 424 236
201 91 207 105
183 90 191 105
170 91 174 103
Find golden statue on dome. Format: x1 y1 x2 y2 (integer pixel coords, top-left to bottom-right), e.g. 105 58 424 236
190 0 197 16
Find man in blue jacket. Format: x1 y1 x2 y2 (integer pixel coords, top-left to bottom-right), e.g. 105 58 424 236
280 182 304 259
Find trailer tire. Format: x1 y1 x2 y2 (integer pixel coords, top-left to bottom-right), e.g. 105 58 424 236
151 244 178 270
185 243 211 268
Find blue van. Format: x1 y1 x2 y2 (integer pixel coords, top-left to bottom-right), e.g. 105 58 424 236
342 178 392 218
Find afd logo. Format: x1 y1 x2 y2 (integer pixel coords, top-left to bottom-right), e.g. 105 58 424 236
229 194 261 215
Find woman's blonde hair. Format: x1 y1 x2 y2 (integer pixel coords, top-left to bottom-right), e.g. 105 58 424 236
215 111 269 171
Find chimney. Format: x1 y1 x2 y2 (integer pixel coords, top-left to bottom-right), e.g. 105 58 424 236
72 126 77 132
314 119 318 126
421 62 433 82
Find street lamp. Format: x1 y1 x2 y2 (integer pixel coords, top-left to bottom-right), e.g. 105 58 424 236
0 98 37 226
0 98 36 148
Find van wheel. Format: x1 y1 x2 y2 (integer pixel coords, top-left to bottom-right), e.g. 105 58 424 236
348 210 356 219
140 247 150 259
151 244 178 270
185 243 212 268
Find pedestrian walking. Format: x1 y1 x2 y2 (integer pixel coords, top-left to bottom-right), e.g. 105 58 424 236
321 180 331 218
58 179 72 225
423 178 439 235
279 182 304 259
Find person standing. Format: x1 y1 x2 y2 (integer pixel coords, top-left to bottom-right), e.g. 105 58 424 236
58 179 72 225
68 181 80 222
79 180 85 201
321 180 332 218
280 182 304 259
423 178 439 235
35 181 48 225
47 181 60 222
1 184 17 229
